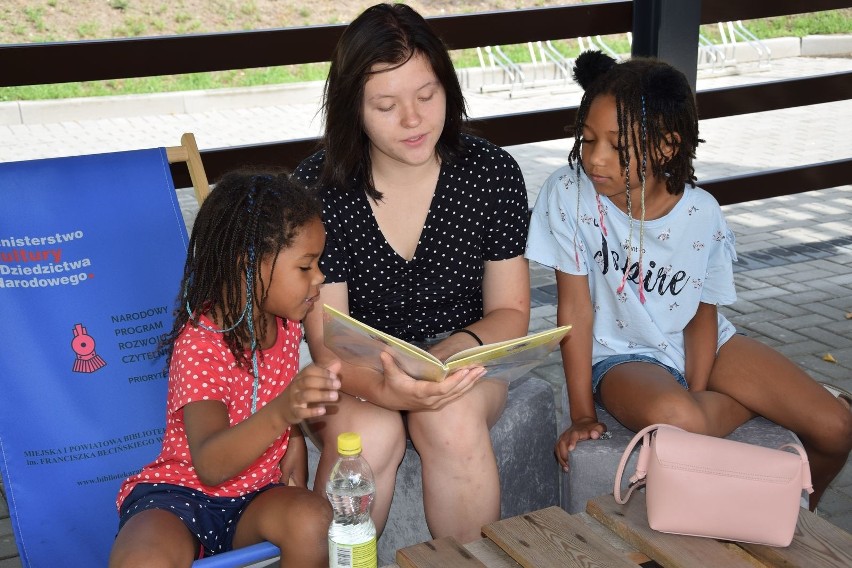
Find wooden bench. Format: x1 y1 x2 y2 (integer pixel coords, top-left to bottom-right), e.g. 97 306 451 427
389 494 852 567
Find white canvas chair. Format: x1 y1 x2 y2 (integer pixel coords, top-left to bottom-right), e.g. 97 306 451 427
0 133 279 567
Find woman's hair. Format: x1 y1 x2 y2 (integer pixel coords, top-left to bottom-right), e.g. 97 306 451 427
319 2 468 200
568 51 703 195
165 169 321 369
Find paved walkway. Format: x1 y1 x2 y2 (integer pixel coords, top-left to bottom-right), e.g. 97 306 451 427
2 55 852 565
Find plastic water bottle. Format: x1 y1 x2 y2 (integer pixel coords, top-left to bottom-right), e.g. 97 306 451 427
327 432 377 568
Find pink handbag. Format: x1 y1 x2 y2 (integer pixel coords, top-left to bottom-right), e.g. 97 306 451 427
614 424 813 547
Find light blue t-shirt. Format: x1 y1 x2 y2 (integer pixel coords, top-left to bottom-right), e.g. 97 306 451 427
525 164 738 373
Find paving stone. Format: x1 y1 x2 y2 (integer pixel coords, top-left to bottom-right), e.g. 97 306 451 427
724 309 786 327
778 280 817 294
773 289 838 305
721 298 765 315
796 326 852 350
740 265 797 279
801 258 852 275
736 286 793 302
743 321 810 343
798 301 852 321
752 297 810 318
731 254 771 272
775 340 834 358
758 274 797 287
775 312 835 329
742 249 791 267
732 273 771 290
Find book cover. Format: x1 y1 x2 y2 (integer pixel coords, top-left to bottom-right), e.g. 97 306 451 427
322 305 571 382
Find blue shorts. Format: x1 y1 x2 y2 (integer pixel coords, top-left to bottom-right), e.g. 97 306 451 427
118 482 279 558
592 354 688 405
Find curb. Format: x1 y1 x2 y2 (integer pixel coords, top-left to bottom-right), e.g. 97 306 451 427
2 35 850 127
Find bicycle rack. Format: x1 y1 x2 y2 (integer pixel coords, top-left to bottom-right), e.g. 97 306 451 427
719 21 772 70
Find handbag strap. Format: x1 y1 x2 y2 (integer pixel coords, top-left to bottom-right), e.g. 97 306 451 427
613 423 663 504
780 443 814 494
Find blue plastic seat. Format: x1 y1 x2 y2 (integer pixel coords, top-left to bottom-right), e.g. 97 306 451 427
0 135 278 567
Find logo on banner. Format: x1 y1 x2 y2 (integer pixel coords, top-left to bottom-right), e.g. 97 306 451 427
71 323 107 373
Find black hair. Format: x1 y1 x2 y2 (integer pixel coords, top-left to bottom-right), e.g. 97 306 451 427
319 3 468 200
568 51 703 194
164 169 321 370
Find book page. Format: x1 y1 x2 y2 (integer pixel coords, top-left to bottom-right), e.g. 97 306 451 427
322 305 449 382
445 326 571 383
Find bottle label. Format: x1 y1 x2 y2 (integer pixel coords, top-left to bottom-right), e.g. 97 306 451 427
329 537 377 568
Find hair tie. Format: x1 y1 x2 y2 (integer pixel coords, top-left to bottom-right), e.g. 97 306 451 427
450 328 484 346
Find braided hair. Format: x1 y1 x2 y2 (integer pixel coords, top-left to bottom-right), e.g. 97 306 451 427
566 52 702 303
165 169 321 370
568 51 702 195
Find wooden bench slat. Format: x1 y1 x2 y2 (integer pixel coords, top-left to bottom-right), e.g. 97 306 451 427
482 505 639 567
586 494 757 568
738 507 852 568
396 536 488 568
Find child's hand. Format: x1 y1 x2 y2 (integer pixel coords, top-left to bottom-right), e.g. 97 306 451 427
555 418 607 471
278 361 342 424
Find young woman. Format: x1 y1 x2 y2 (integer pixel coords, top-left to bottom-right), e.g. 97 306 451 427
110 171 341 567
526 51 852 511
294 3 530 543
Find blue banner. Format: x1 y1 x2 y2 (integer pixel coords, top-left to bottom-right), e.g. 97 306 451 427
0 149 189 567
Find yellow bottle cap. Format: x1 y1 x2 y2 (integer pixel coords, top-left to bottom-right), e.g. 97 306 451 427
337 432 362 456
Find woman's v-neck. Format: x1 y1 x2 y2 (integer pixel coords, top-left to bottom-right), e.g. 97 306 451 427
367 164 445 263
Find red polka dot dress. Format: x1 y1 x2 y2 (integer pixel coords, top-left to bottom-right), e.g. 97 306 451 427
116 315 301 509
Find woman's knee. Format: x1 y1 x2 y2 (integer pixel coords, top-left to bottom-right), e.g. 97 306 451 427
312 399 406 466
409 413 493 462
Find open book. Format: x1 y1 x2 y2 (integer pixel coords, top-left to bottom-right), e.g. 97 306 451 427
322 305 571 383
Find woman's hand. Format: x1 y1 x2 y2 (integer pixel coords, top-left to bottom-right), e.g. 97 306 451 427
554 417 608 471
377 352 485 411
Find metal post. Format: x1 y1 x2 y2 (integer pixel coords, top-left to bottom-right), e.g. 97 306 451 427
632 0 701 92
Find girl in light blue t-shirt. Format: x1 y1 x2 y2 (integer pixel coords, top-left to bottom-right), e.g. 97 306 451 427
526 51 851 511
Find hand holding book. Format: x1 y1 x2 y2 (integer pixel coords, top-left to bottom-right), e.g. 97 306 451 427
322 305 571 383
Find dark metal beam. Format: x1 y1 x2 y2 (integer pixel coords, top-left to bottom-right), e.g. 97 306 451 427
631 0 702 91
0 3 632 88
701 0 852 24
703 159 852 205
696 72 852 119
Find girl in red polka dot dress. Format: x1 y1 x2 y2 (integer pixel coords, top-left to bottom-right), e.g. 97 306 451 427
109 170 342 567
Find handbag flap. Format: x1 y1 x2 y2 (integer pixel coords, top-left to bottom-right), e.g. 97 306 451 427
653 426 803 485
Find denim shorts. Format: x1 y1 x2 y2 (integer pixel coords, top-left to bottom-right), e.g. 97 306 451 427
592 354 688 405
118 482 279 558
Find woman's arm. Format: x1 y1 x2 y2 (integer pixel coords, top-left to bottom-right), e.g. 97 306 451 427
683 301 718 392
428 255 530 360
554 270 604 470
304 282 482 411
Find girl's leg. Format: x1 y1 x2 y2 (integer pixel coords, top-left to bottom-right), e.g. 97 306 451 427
232 486 332 568
600 361 754 436
305 392 406 534
109 509 198 568
407 380 508 543
708 334 852 509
